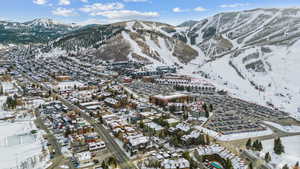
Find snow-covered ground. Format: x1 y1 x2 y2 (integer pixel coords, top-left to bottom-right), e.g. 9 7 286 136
264 121 300 133
0 84 50 169
0 119 50 169
23 98 46 109
262 135 300 168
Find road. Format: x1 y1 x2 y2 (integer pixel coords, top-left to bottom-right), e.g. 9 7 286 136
57 95 137 169
35 112 75 169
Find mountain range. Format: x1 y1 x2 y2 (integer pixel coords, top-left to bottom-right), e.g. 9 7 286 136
2 8 300 119
0 18 77 44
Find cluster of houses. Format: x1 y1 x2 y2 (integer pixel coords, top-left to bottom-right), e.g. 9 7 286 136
102 113 152 156
40 101 106 168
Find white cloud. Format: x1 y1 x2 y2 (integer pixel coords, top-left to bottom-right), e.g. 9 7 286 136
79 3 124 13
194 6 206 12
220 3 249 8
80 0 88 2
59 0 71 5
33 0 47 5
52 8 77 17
123 0 148 2
91 10 159 20
173 7 184 13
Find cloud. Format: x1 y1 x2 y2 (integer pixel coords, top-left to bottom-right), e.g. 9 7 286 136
173 7 185 13
33 0 47 5
80 0 88 2
59 0 71 5
220 3 249 8
79 3 124 13
91 10 159 20
123 0 148 2
194 6 206 12
52 8 77 17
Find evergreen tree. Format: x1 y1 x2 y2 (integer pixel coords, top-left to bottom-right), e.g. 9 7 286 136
183 112 188 120
282 164 289 169
205 110 210 118
274 138 285 155
139 120 145 129
5 96 17 109
202 103 207 112
99 116 103 124
101 161 108 169
264 152 271 163
252 140 259 151
209 104 213 112
257 141 263 151
246 138 252 149
248 162 253 169
182 151 191 161
0 86 3 95
225 158 233 169
197 134 205 145
206 135 210 145
107 157 117 168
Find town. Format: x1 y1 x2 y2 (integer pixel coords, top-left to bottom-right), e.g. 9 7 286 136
0 46 300 169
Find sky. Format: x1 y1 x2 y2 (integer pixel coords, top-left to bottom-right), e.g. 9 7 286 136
1 0 300 25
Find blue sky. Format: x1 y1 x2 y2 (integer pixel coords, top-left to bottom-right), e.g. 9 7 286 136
1 0 300 25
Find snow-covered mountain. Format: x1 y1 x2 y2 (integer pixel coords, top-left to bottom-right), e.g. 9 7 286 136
47 20 198 66
23 18 77 29
0 18 78 44
19 8 300 119
178 8 300 120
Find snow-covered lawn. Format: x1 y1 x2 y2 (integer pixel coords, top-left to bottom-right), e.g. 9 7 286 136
0 94 50 169
264 121 300 133
262 135 300 168
0 120 50 169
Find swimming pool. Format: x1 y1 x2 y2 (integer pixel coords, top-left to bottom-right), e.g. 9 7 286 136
210 161 224 169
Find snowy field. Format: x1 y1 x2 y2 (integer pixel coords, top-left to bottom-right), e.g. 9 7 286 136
0 117 50 169
262 135 300 168
0 83 50 169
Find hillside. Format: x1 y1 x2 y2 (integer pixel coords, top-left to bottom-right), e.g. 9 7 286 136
180 8 300 120
45 20 198 66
